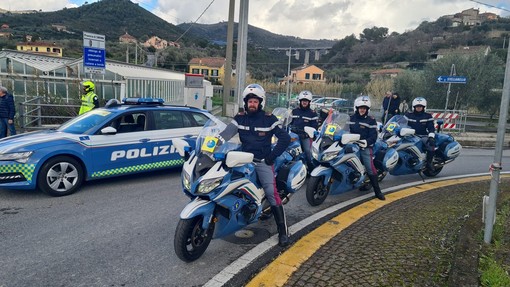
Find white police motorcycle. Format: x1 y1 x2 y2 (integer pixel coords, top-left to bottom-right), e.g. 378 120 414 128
172 117 307 262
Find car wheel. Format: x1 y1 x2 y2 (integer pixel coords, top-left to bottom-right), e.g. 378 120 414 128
37 156 84 196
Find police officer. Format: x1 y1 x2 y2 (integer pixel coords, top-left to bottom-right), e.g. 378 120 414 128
290 90 318 171
220 84 291 247
79 81 99 115
405 97 436 170
348 96 385 201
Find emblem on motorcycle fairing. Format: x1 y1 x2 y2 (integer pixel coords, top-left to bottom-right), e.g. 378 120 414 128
201 136 218 153
325 124 337 136
232 200 242 211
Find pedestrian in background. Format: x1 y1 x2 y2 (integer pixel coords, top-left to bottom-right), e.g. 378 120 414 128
79 80 99 115
381 91 401 124
0 86 16 138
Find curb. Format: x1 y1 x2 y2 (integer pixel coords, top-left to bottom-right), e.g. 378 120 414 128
203 172 510 287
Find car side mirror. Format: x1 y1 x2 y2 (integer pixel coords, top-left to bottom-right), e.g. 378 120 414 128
225 151 254 168
101 126 117 135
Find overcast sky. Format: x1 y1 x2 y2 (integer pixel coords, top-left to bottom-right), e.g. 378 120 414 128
3 0 509 40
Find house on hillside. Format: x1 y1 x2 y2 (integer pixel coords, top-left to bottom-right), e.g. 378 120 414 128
119 32 137 44
188 57 226 85
280 64 325 85
16 42 63 57
369 68 404 80
429 46 491 61
143 36 180 50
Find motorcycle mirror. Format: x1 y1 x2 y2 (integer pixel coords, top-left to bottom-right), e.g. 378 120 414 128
304 126 316 139
173 138 191 158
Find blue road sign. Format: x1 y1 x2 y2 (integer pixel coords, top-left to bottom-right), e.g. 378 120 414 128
436 75 467 84
84 47 105 68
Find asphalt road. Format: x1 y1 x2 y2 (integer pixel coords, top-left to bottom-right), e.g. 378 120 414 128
0 148 509 286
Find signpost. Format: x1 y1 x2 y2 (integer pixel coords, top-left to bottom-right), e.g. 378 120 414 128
83 32 106 74
436 64 467 119
436 75 467 84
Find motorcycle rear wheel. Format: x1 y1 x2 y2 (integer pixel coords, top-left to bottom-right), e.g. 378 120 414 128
306 176 329 206
174 216 214 262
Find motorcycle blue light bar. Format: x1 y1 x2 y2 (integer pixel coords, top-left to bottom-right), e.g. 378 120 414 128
122 97 164 105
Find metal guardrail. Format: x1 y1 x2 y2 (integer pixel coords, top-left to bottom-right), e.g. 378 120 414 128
19 97 80 132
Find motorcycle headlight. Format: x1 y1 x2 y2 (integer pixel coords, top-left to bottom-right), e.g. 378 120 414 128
182 171 191 191
312 147 319 160
198 177 223 194
321 151 338 162
0 151 33 163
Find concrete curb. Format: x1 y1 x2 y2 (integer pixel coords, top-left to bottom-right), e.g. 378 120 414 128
203 171 510 287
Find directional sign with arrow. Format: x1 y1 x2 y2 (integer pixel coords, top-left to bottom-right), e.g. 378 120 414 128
436 75 467 84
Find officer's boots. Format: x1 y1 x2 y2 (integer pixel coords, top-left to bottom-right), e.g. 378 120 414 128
271 205 290 247
369 174 386 201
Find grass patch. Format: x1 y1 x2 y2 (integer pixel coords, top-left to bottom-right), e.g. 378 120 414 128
479 193 510 287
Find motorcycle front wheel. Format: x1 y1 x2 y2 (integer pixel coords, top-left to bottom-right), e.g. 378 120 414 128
306 175 329 206
423 166 443 177
174 216 215 262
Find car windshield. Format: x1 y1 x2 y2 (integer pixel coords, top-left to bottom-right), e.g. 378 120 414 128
58 109 114 134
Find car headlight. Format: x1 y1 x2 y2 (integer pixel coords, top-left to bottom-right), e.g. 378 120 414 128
198 177 223 194
0 151 33 163
182 171 191 191
312 147 319 160
321 151 338 162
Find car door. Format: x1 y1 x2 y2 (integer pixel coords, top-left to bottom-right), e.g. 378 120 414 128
85 111 160 179
144 109 211 162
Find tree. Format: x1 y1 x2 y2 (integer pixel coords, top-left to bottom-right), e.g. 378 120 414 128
421 53 504 112
359 26 389 43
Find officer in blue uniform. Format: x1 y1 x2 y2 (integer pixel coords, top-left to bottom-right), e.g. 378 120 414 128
220 84 291 247
404 97 436 170
348 96 385 201
290 90 318 171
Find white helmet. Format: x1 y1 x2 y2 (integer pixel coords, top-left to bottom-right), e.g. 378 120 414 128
298 90 313 102
412 97 427 109
242 84 266 110
354 95 371 110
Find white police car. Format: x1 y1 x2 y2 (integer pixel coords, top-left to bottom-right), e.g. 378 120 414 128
0 98 216 196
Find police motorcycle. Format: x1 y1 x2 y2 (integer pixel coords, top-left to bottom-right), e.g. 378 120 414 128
172 118 306 262
306 111 369 206
377 115 462 178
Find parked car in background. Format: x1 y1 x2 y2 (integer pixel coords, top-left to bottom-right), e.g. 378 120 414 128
310 97 342 110
0 98 217 196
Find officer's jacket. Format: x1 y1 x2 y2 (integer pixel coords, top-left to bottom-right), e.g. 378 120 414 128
347 112 378 147
221 110 290 161
290 107 318 133
404 111 435 136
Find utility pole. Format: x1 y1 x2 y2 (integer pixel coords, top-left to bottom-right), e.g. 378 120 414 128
222 0 235 117
235 0 249 112
484 39 510 243
286 47 292 106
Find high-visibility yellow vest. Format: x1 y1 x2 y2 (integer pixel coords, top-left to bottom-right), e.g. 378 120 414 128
79 92 97 115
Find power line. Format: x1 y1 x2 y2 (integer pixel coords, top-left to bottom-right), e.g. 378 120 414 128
174 0 216 43
469 0 510 13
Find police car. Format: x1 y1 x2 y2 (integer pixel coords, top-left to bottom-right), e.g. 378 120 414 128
0 98 216 196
